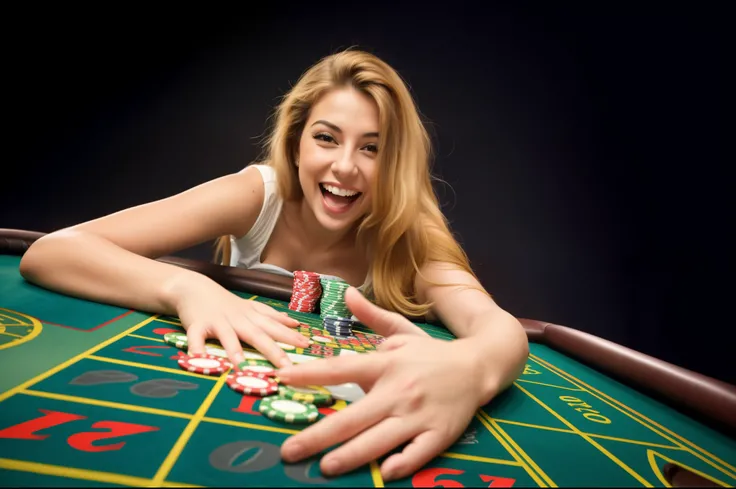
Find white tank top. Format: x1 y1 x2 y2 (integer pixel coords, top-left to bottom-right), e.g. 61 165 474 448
229 164 365 289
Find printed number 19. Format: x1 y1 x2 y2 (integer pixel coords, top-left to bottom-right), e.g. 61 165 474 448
413 468 515 487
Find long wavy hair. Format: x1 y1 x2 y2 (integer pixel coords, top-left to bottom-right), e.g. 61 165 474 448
216 49 483 317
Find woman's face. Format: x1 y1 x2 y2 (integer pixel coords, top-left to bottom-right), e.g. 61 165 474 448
297 87 380 233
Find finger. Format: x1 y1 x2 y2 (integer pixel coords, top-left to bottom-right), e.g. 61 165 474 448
281 392 391 463
250 301 301 327
213 321 247 367
231 317 293 368
185 323 208 355
276 353 383 387
318 417 416 477
253 318 311 349
344 287 428 338
377 334 411 352
380 430 449 482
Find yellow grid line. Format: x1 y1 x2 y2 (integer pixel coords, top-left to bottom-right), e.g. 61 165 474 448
128 333 165 342
370 460 384 487
493 419 683 450
154 318 182 326
87 354 221 380
0 312 33 325
152 371 230 484
516 378 585 391
201 416 300 436
0 331 23 338
0 457 203 488
0 315 159 404
440 451 522 466
21 389 194 420
474 412 552 487
529 354 736 478
0 458 155 487
512 382 654 486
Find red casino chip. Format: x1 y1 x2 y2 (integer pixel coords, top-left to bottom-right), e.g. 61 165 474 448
289 270 322 312
177 353 231 375
226 371 279 396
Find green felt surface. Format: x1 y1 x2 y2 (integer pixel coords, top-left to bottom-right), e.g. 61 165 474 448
1 254 734 487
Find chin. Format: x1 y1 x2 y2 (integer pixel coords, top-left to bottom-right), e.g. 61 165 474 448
313 196 368 232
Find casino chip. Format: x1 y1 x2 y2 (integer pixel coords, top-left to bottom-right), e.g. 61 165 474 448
323 315 356 338
289 271 322 313
238 359 275 370
259 396 319 424
226 371 279 396
164 331 188 349
279 384 333 406
319 278 351 319
239 364 278 378
178 353 231 375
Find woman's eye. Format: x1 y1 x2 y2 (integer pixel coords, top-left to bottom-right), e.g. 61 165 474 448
314 133 335 143
364 144 378 153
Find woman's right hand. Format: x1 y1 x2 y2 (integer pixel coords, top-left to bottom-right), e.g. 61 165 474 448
167 273 310 368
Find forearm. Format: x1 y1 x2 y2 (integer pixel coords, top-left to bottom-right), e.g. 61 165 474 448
457 309 529 404
19 230 210 315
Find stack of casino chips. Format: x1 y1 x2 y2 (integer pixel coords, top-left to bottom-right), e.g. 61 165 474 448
319 277 351 318
288 271 322 312
323 315 356 338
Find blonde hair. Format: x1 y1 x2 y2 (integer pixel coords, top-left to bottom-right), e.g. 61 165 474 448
216 49 483 317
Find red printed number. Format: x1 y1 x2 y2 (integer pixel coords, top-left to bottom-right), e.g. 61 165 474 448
0 409 85 440
412 468 515 487
0 409 158 452
232 396 261 416
67 421 159 452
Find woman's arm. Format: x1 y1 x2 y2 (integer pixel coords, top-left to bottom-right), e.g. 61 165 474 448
19 166 309 366
20 168 265 313
415 261 530 402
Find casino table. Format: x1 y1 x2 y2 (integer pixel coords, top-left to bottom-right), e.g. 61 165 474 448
1 228 734 487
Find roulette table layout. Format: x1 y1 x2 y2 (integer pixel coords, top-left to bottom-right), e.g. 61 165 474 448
1 228 734 487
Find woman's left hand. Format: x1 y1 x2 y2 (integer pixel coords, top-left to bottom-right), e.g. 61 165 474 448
276 289 495 482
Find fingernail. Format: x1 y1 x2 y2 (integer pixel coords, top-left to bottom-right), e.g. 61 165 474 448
282 440 302 461
322 457 341 476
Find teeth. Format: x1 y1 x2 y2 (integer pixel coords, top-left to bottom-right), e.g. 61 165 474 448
323 184 359 197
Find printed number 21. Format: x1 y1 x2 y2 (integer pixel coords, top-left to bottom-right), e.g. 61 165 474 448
413 468 515 487
0 409 158 452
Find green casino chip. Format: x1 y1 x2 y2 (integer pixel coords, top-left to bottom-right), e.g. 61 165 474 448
279 384 333 406
164 332 188 349
259 396 319 424
238 358 275 369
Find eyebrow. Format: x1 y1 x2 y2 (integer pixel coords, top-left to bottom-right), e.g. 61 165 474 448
312 120 379 138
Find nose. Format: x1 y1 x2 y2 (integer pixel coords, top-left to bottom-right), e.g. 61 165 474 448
331 147 359 178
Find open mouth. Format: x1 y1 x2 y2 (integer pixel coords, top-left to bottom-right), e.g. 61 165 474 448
319 183 362 212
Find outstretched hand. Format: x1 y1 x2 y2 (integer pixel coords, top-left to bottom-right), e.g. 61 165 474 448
276 287 488 482
174 275 310 368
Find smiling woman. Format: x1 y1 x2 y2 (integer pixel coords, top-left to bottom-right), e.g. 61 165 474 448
18 48 530 481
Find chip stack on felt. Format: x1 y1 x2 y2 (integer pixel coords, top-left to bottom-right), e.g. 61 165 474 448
288 271 322 312
322 315 355 338
319 277 351 318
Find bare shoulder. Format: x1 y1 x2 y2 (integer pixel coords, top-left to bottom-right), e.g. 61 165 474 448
50 165 267 258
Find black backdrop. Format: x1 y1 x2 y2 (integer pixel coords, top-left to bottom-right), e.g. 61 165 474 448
4 5 733 384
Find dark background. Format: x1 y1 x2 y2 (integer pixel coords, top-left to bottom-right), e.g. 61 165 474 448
4 5 733 383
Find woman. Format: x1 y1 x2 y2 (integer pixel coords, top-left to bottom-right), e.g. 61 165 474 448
20 49 529 481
